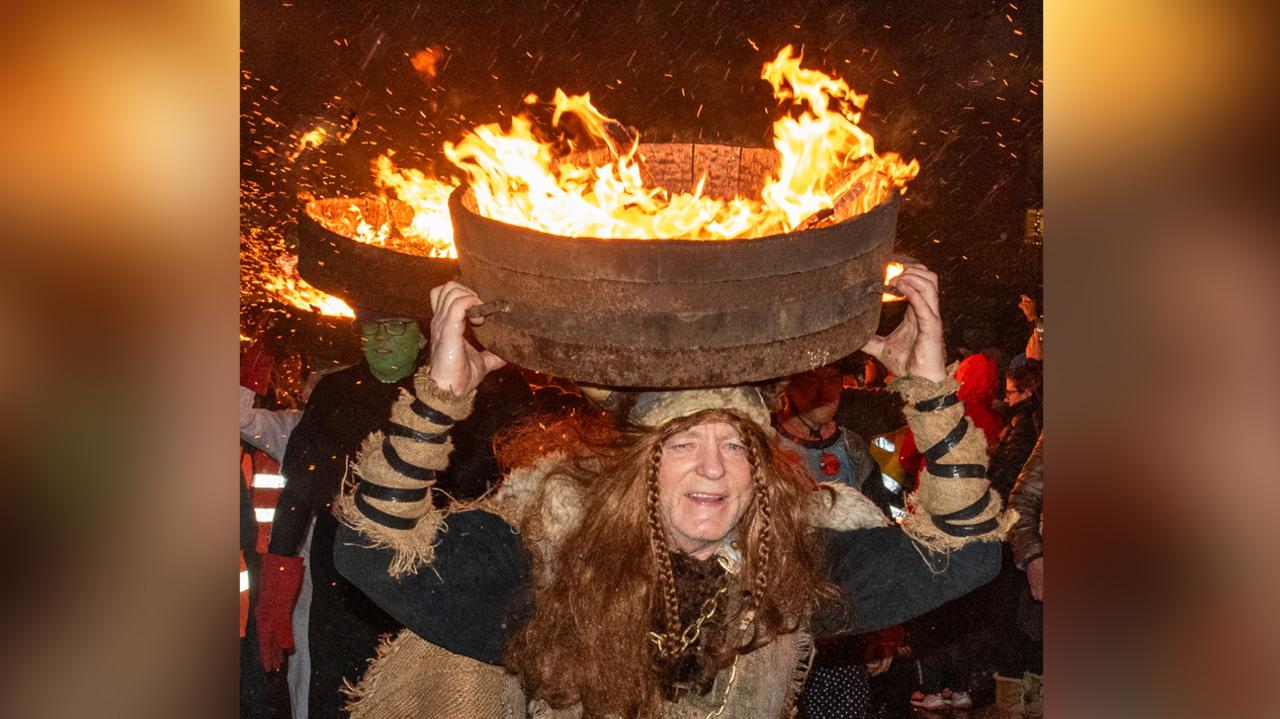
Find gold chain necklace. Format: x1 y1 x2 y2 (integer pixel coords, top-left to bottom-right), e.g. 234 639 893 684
702 657 739 719
648 584 728 656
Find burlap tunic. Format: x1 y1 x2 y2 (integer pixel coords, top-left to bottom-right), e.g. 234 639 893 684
332 368 1007 718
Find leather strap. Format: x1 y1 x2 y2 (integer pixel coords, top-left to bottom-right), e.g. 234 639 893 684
774 420 841 450
932 511 1000 537
357 479 430 504
927 461 988 479
410 397 456 427
381 439 437 481
920 412 997 537
387 422 449 444
932 490 991 521
914 392 959 413
354 490 419 530
922 417 987 480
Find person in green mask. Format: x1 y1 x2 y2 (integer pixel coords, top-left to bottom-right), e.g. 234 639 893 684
356 311 427 382
259 303 534 719
258 305 430 719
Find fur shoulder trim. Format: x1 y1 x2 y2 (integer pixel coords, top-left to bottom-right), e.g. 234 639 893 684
806 482 891 530
474 456 583 546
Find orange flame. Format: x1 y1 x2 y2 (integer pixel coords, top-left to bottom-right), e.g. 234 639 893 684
374 45 918 245
263 277 355 317
882 262 906 302
284 127 328 162
259 254 354 317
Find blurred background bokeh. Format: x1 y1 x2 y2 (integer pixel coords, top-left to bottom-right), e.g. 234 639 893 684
0 1 1275 717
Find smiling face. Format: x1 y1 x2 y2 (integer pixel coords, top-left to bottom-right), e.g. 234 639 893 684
657 420 756 560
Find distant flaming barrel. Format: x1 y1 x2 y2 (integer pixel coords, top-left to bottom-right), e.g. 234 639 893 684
452 143 902 388
296 197 457 320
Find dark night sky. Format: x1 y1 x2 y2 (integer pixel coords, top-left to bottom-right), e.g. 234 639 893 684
241 0 1042 356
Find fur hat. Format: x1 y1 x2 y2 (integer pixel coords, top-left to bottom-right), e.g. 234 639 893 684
630 387 772 431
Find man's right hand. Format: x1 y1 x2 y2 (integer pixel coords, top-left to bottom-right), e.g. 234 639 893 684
1019 294 1038 323
427 282 506 396
860 264 946 383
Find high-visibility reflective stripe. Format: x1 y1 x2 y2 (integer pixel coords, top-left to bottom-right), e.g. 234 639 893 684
889 505 907 522
873 436 896 453
255 508 275 523
253 473 286 489
880 472 902 493
240 570 249 592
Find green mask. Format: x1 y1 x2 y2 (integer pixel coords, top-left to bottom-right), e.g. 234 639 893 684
361 319 424 382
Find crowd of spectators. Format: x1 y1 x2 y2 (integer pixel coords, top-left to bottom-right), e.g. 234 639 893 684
238 289 1044 719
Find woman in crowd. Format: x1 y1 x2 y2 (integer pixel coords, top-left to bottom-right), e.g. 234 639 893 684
989 365 1043 499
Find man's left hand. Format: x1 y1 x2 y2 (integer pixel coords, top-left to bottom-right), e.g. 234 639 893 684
859 264 946 383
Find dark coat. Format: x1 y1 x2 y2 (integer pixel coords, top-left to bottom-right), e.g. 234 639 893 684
987 395 1042 500
1008 432 1044 571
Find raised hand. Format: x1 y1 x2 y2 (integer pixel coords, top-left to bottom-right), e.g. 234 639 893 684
427 281 507 395
1019 294 1038 323
859 264 946 383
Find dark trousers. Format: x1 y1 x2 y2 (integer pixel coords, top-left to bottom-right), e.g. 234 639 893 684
305 513 403 719
305 603 393 718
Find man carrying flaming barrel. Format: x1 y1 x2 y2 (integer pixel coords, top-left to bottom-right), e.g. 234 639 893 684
331 265 1011 718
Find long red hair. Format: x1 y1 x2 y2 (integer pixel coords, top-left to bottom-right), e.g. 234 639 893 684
500 409 839 718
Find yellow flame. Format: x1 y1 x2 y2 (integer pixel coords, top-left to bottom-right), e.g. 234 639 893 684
369 159 458 258
373 45 918 246
882 262 906 302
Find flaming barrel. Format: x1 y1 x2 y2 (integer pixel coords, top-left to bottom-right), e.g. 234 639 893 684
452 143 902 388
296 197 457 319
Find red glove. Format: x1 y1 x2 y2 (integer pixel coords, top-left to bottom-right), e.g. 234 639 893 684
240 324 276 396
255 554 304 671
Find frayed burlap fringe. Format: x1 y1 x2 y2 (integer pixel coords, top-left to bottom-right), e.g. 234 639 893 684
807 483 890 530
343 628 516 719
889 364 1011 552
899 488 1017 552
334 371 476 578
411 366 476 423
781 630 816 719
334 486 446 579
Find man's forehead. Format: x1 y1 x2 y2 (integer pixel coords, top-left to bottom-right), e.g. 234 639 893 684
669 421 743 439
